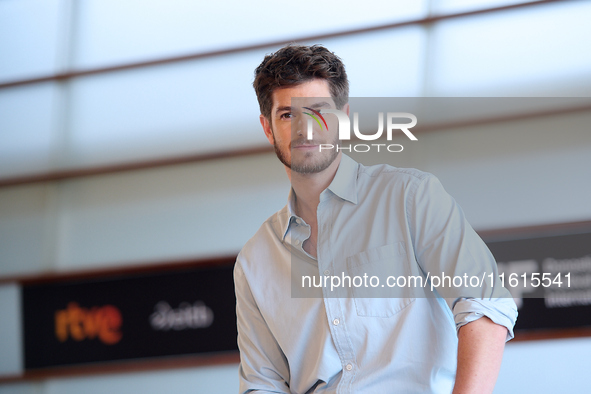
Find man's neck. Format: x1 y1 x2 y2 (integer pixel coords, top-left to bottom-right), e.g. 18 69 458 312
287 154 342 221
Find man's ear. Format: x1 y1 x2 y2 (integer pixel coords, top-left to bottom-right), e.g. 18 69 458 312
260 114 275 145
342 103 350 117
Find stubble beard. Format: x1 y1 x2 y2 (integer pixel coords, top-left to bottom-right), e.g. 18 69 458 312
273 133 340 174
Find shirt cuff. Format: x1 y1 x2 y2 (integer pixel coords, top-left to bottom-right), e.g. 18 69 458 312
453 298 518 341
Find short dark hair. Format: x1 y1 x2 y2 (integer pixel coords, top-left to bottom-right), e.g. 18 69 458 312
253 44 349 119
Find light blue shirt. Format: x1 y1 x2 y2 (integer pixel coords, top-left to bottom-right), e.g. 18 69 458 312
234 154 517 393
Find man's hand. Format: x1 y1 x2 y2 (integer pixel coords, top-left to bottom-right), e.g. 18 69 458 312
453 316 508 394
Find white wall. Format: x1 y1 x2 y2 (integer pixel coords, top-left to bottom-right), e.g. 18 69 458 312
496 337 591 394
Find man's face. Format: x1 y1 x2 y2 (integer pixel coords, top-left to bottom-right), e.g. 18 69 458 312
260 79 345 174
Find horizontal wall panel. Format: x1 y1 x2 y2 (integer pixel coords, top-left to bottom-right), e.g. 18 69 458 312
44 364 239 394
0 184 54 277
73 0 427 69
430 1 591 96
348 110 591 230
56 154 289 270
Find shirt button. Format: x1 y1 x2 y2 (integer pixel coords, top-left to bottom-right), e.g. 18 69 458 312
345 363 353 371
333 318 340 326
294 239 301 246
323 270 330 275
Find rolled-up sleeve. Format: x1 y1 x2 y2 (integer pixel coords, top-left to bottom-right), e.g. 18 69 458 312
453 298 517 340
234 259 291 393
408 173 518 341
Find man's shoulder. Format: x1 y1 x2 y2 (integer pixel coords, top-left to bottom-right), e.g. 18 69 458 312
236 205 287 266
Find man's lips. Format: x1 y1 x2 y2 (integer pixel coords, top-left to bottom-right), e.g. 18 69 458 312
292 141 321 149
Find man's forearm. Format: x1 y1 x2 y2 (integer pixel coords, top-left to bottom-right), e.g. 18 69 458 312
452 316 508 394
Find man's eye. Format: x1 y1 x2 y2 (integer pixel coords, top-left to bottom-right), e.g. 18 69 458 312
280 113 293 119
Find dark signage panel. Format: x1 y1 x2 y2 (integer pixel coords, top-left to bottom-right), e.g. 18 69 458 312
20 227 591 372
486 231 591 332
22 263 237 370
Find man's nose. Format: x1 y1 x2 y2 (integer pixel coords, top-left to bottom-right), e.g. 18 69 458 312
293 115 305 137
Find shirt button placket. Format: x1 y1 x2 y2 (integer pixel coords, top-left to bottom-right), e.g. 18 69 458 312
319 198 354 392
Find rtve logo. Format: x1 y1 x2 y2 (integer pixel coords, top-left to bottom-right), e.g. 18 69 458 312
55 302 123 345
304 109 418 153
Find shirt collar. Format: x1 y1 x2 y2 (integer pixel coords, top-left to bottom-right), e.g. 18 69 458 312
326 153 359 205
279 154 359 241
275 188 297 241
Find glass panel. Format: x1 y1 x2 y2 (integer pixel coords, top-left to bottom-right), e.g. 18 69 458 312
74 0 428 68
67 50 267 167
429 1 591 96
317 26 426 97
0 0 62 82
0 83 59 178
432 0 539 14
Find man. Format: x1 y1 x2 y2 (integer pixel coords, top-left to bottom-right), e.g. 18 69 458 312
234 44 517 393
